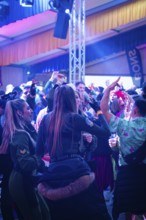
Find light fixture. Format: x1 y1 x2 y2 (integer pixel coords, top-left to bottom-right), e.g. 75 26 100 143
65 9 70 14
51 0 73 39
48 0 73 13
20 0 34 7
48 0 60 11
0 0 9 7
0 0 9 19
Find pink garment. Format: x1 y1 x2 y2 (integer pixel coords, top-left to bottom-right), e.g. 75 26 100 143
93 155 114 192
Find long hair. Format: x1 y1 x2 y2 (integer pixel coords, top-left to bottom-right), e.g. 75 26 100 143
0 99 26 154
48 85 77 156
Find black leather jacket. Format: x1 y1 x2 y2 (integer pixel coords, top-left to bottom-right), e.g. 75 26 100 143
36 112 110 159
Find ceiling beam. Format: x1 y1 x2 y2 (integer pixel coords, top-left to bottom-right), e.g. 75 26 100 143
0 34 14 40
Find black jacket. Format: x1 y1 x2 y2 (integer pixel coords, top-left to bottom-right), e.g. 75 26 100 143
36 112 110 159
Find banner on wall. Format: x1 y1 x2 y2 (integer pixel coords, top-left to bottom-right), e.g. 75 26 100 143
126 48 144 88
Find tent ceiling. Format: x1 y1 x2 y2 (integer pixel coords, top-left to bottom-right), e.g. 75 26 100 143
0 0 127 45
0 0 144 67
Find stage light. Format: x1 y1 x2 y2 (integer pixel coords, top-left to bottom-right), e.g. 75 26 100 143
0 0 9 7
20 0 34 7
0 0 9 19
52 0 74 39
54 10 70 39
48 0 73 13
48 0 60 11
65 9 70 14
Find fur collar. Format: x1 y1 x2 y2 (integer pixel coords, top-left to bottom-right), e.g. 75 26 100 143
38 172 95 200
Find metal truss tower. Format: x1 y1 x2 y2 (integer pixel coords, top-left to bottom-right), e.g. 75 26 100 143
69 0 86 84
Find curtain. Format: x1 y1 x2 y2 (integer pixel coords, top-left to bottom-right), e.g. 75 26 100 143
30 24 146 73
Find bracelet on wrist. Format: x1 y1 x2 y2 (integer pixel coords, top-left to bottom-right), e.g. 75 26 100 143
96 110 103 116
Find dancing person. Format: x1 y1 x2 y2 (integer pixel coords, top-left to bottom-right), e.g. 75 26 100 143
100 77 146 220
36 84 111 220
44 70 67 95
0 99 50 220
0 96 20 220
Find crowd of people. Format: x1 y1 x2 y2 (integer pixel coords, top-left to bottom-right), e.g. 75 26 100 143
0 71 146 220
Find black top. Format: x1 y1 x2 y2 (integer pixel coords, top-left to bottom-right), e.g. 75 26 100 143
36 112 110 160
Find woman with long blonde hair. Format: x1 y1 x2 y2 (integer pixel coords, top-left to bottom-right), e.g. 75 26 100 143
1 99 50 220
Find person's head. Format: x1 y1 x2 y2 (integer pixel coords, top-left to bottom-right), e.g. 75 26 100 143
5 99 32 123
12 86 23 99
0 99 33 153
142 81 146 99
22 85 30 98
75 81 85 93
75 91 81 109
110 98 121 115
56 70 68 85
126 89 138 96
21 81 33 99
130 97 146 118
97 86 104 94
48 85 77 156
66 83 81 112
109 91 118 103
53 84 77 114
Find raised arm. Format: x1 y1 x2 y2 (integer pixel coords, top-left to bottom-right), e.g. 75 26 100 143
100 77 121 123
44 71 58 95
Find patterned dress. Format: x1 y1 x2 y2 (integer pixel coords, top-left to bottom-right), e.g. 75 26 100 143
109 115 146 220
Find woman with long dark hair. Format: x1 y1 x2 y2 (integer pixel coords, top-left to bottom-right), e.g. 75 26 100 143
0 99 50 220
36 84 111 220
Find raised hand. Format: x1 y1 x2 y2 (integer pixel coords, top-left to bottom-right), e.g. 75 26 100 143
83 133 93 143
50 71 59 81
107 77 121 91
